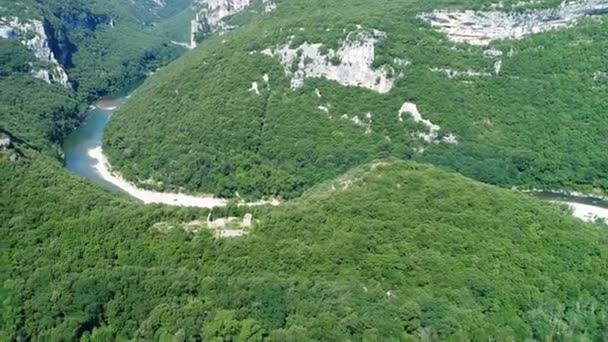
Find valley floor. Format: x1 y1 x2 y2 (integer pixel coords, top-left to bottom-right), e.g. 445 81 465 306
75 98 608 222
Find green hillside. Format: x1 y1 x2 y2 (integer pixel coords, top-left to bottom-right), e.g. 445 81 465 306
0 0 198 178
5 151 608 339
4 0 608 340
105 0 608 199
0 0 193 100
47 0 194 97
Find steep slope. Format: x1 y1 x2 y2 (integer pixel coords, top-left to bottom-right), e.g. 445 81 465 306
0 0 195 98
4 155 608 339
105 0 608 199
0 39 81 152
5 0 608 340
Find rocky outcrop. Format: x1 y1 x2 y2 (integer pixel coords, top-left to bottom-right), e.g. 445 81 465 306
201 0 251 30
0 17 71 88
262 0 276 13
262 29 397 93
419 0 608 45
398 102 457 145
0 134 12 150
0 133 20 162
483 48 503 57
189 12 201 49
0 26 17 39
190 0 276 48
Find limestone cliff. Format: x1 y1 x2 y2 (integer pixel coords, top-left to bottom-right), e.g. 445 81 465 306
262 29 400 94
420 0 608 45
0 17 70 88
189 0 275 48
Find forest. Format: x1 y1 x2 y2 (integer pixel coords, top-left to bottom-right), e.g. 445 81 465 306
5 151 608 340
104 0 608 200
4 0 608 340
0 0 192 102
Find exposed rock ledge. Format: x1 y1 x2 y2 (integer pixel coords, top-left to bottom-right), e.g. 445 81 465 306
262 29 397 93
0 17 71 88
189 0 276 49
398 102 458 144
419 0 608 45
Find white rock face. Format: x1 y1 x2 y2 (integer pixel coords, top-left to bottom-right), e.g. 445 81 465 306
419 0 608 46
206 212 235 228
248 81 260 95
191 0 275 47
398 102 457 144
0 17 70 88
189 12 200 49
242 213 253 227
0 26 17 39
216 229 245 237
201 0 251 30
494 60 503 74
483 48 503 57
594 70 607 81
262 30 396 93
262 0 276 13
30 69 52 83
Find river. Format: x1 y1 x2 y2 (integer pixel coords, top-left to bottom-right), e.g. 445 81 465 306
530 191 608 223
63 96 229 208
63 97 126 193
63 97 607 220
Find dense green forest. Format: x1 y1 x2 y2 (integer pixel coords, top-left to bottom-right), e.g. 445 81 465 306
0 0 198 171
0 0 193 101
0 39 82 153
44 0 193 98
105 0 608 199
4 0 608 340
5 152 608 340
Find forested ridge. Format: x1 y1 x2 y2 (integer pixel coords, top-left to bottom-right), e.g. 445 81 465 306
4 0 608 340
5 152 608 340
105 0 608 200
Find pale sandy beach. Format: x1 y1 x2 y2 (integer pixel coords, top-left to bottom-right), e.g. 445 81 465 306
65 95 281 209
87 145 281 208
555 201 608 223
88 146 229 208
95 98 120 110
